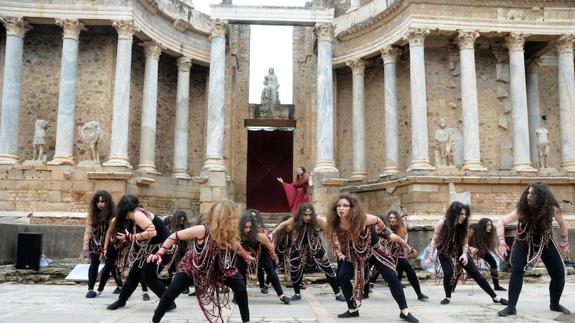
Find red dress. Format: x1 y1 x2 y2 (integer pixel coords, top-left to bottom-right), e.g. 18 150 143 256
281 174 309 214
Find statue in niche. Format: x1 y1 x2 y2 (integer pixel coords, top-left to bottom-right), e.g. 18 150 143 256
33 119 49 161
260 67 280 118
434 118 455 167
536 125 550 169
80 121 102 161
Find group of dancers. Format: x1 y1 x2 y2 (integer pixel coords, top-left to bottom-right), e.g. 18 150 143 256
81 179 571 322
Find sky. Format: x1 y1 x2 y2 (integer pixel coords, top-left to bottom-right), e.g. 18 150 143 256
194 0 309 104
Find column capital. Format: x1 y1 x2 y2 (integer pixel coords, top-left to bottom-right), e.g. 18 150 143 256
0 16 31 38
112 20 138 40
142 41 162 60
346 58 365 75
505 33 529 52
210 19 228 39
177 56 192 71
314 23 335 42
556 34 575 53
55 18 85 40
457 30 479 50
380 45 401 64
403 28 430 47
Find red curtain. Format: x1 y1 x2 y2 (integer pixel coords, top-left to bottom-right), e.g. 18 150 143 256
246 129 293 212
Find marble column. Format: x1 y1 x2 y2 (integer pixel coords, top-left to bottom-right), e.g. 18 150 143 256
137 41 162 174
457 31 486 171
404 29 433 171
313 23 339 176
381 46 401 175
348 0 360 11
0 17 30 164
202 19 227 171
49 19 84 166
346 58 366 181
172 56 192 179
506 33 535 172
556 34 575 172
526 60 542 167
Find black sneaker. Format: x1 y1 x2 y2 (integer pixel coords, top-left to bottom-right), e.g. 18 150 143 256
142 293 150 301
400 312 419 322
182 287 190 295
497 306 516 316
417 294 429 302
337 310 359 318
85 291 98 298
260 287 269 294
362 291 369 299
107 300 126 310
493 297 508 305
550 304 571 314
167 302 177 312
440 298 450 305
494 286 507 291
280 295 291 304
189 290 196 296
112 287 121 294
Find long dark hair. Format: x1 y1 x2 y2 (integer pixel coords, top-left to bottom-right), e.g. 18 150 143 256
111 194 141 237
470 218 497 253
293 203 318 234
438 201 470 247
295 166 307 185
247 208 264 229
387 210 407 238
170 210 190 232
517 182 558 232
239 212 258 244
325 193 366 242
89 190 114 226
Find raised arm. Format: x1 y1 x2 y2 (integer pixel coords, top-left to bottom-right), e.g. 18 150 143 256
496 209 519 257
366 213 386 231
554 207 570 257
147 225 206 264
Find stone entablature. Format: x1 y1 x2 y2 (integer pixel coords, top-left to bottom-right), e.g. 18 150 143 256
210 5 334 26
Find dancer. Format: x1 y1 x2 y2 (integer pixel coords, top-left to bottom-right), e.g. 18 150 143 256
387 210 429 301
325 193 419 322
107 195 171 310
81 190 114 298
277 166 309 214
426 201 507 306
468 218 506 291
497 183 570 316
237 212 291 304
167 211 192 294
247 209 272 294
148 200 254 323
272 203 345 302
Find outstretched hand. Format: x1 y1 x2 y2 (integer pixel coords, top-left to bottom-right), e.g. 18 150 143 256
458 253 468 266
147 253 163 265
276 177 283 183
498 243 509 258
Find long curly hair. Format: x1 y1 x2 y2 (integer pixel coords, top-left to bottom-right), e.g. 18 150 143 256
170 210 190 232
205 200 241 249
273 214 293 248
517 182 558 233
470 218 497 253
387 209 407 238
89 190 114 226
325 193 366 243
293 203 318 234
111 194 141 237
239 212 258 244
247 208 264 230
438 201 470 248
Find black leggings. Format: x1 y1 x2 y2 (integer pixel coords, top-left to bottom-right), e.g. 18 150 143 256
153 271 250 323
508 240 565 308
97 245 123 292
396 258 423 297
237 248 284 296
88 253 101 290
480 251 502 288
117 260 165 304
290 248 339 295
438 254 496 299
338 258 408 310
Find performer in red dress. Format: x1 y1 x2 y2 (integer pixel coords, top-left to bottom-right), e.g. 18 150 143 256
277 167 309 214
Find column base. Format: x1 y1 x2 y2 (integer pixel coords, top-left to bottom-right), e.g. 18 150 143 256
462 160 487 171
406 159 434 172
349 171 367 182
313 160 340 177
0 154 20 165
136 163 160 175
103 156 132 169
512 162 536 172
560 161 575 172
48 155 75 166
379 166 400 177
202 158 227 172
172 169 191 180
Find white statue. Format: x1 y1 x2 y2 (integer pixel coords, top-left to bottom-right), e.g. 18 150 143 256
536 126 549 169
434 118 455 167
33 119 49 161
260 67 280 117
80 121 102 161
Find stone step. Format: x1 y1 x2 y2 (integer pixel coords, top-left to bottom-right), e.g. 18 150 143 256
260 212 292 227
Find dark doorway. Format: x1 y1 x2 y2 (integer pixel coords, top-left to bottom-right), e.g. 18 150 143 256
246 129 293 212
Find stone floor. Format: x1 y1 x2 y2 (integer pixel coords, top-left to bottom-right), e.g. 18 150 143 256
0 280 573 322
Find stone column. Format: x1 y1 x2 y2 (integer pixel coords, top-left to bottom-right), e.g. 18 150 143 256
404 29 433 171
526 60 542 167
556 34 575 172
172 56 192 179
136 41 162 174
202 19 227 172
0 17 30 164
346 58 367 181
103 20 137 168
49 19 84 166
348 0 360 11
313 23 339 177
380 46 401 175
506 33 535 172
457 31 486 171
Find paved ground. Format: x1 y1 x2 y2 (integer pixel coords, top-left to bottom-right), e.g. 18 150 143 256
0 280 574 323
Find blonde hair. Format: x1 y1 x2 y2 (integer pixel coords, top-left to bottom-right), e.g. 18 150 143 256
205 200 240 249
